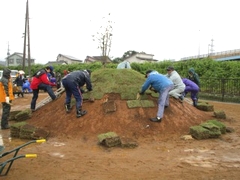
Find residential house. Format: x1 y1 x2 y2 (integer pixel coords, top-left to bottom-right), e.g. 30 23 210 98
45 60 68 66
56 54 83 64
85 56 112 64
5 52 35 66
123 52 158 63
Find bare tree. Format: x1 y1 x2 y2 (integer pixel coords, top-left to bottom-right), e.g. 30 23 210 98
92 13 114 66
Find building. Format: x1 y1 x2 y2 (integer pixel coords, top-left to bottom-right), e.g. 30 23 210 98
123 52 158 63
84 56 112 64
56 54 83 64
5 52 35 66
45 60 68 66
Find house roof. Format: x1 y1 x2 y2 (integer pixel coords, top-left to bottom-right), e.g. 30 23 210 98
6 52 35 60
85 56 112 63
122 51 138 60
124 52 158 62
45 60 68 66
57 54 82 62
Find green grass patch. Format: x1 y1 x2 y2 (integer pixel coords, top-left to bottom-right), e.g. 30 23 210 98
86 68 156 101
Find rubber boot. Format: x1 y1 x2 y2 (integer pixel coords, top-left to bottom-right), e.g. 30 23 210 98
76 107 87 118
193 99 198 107
65 104 72 113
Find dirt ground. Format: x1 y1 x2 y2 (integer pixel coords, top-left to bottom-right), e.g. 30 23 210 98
1 92 240 180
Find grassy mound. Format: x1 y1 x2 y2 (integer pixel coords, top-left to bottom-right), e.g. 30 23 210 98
83 68 156 100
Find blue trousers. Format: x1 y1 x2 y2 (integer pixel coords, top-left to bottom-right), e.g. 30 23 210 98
62 79 83 110
157 85 174 118
30 83 56 110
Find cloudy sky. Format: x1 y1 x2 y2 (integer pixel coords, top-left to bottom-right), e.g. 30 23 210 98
0 0 240 64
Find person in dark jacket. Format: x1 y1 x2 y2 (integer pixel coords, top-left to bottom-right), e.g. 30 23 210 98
62 70 93 118
14 71 25 97
139 70 174 123
188 68 200 87
30 66 56 111
0 68 14 129
188 67 200 100
182 78 199 107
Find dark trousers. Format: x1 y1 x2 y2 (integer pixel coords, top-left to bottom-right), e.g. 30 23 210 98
30 83 56 110
62 79 83 110
1 102 11 128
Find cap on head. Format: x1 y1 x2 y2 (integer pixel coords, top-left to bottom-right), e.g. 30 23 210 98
145 70 153 78
49 66 54 72
46 66 53 72
166 66 174 71
188 67 195 74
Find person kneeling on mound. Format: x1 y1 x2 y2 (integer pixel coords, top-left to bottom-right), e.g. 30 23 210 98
139 70 174 123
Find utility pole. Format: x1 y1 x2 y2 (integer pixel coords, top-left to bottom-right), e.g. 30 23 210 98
22 1 28 71
7 42 10 56
209 39 214 55
22 0 31 75
7 42 10 66
27 0 31 76
198 30 200 59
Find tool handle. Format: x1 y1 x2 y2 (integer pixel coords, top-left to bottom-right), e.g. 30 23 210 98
36 139 46 143
25 154 37 158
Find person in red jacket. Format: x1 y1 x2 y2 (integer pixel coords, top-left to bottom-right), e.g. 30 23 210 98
30 66 56 111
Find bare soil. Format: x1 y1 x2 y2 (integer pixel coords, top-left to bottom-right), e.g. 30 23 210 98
1 92 240 180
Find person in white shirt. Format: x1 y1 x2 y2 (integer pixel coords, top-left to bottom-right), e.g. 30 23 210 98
166 66 185 102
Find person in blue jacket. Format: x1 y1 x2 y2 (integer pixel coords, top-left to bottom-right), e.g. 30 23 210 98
62 69 93 118
22 79 32 93
182 78 199 107
139 70 174 123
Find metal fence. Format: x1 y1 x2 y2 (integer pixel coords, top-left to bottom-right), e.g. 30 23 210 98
199 78 240 102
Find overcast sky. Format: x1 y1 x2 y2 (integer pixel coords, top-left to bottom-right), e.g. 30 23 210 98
1 0 240 64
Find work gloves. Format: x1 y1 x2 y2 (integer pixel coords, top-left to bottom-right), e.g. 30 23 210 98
5 97 10 104
80 88 90 94
80 88 85 94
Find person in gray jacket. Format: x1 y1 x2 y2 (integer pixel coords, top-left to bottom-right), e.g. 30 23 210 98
62 70 92 118
166 66 185 102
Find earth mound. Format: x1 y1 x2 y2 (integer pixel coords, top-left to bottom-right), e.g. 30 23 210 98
27 69 213 139
27 93 213 139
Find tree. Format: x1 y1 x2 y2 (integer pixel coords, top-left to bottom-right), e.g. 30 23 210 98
111 50 138 64
92 13 114 67
122 50 138 59
112 57 122 64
